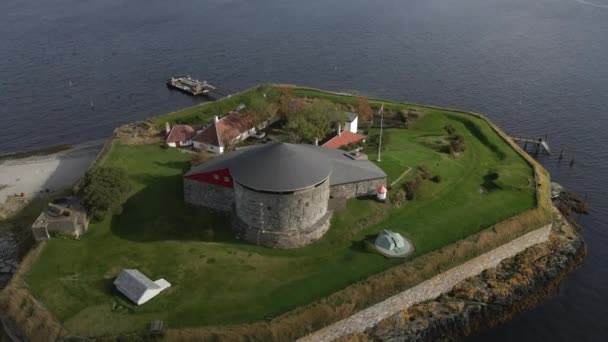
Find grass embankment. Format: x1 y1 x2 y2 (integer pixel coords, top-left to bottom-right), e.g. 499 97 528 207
21 86 549 338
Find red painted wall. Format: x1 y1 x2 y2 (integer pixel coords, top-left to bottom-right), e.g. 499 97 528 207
184 168 234 188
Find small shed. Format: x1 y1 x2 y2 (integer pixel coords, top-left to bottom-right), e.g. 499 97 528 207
374 230 413 258
114 269 171 305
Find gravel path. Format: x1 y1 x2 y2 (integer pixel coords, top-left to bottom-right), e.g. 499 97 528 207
299 224 552 342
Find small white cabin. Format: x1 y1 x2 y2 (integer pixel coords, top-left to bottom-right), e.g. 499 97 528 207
114 269 171 305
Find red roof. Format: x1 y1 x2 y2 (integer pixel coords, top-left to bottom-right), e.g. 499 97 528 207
166 125 196 144
322 131 366 149
194 112 255 147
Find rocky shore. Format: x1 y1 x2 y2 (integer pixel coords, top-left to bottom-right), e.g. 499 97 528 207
0 233 19 289
342 212 585 342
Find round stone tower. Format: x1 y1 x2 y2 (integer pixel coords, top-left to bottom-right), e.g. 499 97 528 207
230 143 333 248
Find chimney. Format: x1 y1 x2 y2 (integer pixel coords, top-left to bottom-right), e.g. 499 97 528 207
338 123 342 136
213 115 219 123
165 122 171 135
314 138 319 146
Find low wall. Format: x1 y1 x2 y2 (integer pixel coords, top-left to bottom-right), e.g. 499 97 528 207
183 179 234 211
299 223 552 342
330 178 385 199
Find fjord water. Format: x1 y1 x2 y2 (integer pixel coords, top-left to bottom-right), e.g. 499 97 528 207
1 0 607 339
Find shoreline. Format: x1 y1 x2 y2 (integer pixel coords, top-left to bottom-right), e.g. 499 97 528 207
340 211 585 341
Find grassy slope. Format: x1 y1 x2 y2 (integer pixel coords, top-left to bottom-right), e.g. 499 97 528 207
26 87 537 336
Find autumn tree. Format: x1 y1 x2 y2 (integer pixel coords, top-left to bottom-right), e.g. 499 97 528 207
278 88 293 118
286 101 339 143
356 96 374 127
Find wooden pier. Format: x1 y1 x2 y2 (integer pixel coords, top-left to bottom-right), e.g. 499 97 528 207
166 76 233 99
511 135 551 154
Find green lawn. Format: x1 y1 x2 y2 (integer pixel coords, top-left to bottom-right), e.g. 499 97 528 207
26 89 537 336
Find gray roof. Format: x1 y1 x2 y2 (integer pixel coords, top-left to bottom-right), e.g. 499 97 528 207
345 112 358 122
329 111 358 123
186 143 386 192
114 269 160 303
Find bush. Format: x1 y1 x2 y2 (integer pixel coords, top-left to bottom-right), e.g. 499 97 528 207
79 167 130 221
390 189 407 207
450 134 466 152
418 165 431 180
444 124 456 135
403 175 423 200
431 175 442 183
190 150 210 166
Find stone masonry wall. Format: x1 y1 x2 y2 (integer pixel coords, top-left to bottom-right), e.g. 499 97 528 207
233 211 333 248
183 179 234 211
299 223 553 342
233 180 331 248
330 178 386 199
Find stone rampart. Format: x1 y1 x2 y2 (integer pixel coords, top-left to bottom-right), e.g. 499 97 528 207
183 179 234 211
233 180 331 248
330 178 385 199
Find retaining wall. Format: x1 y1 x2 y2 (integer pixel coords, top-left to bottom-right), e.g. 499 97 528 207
299 223 552 342
330 178 386 199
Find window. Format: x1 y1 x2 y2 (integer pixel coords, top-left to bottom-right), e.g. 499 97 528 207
224 176 230 182
213 174 219 180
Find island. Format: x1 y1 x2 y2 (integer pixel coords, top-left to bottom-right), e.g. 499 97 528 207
0 85 585 341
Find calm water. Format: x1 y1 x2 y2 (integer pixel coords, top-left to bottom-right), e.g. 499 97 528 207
2 0 607 340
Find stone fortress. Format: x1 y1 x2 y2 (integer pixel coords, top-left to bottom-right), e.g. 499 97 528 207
184 143 386 248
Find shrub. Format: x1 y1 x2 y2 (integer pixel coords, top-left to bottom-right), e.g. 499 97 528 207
390 189 407 207
418 165 431 180
450 134 466 152
431 175 442 183
403 175 423 200
79 167 130 221
190 150 210 166
444 124 456 135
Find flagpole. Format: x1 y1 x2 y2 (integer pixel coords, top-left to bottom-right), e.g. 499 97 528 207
377 104 384 162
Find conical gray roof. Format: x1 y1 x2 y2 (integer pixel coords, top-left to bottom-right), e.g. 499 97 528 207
230 143 332 192
185 142 386 192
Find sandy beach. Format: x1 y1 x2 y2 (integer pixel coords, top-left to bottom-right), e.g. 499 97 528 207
0 143 102 208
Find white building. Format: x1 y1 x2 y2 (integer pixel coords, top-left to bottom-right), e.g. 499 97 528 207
344 112 359 133
165 123 196 148
114 269 171 305
193 112 256 154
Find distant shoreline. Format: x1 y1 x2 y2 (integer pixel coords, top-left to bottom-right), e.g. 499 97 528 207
0 139 107 162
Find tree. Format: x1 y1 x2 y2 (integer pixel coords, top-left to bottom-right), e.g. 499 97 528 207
356 96 374 127
247 95 275 127
79 167 131 221
278 88 292 118
286 101 338 142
